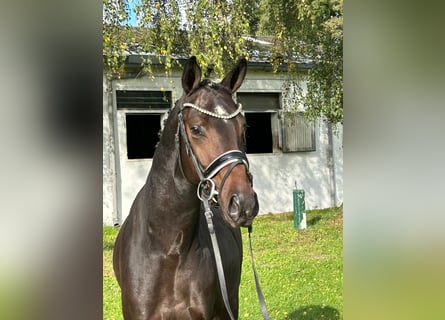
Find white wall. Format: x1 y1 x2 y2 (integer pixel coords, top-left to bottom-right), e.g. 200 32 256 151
103 69 343 225
249 122 343 214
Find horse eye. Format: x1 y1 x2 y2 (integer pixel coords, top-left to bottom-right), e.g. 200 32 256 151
190 125 203 136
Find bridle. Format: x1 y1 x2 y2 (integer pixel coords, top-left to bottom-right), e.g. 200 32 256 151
177 101 252 203
176 99 270 320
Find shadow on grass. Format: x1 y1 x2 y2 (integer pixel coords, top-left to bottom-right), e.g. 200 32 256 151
307 215 322 226
286 305 341 320
103 240 115 251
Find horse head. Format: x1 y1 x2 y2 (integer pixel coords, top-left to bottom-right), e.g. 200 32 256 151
178 56 259 228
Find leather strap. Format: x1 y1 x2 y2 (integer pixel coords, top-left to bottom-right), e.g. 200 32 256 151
204 200 270 320
248 226 270 319
203 150 249 179
203 199 236 320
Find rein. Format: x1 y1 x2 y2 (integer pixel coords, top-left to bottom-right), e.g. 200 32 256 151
177 101 270 320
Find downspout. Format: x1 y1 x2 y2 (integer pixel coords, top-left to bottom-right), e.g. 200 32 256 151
327 121 338 207
104 76 121 226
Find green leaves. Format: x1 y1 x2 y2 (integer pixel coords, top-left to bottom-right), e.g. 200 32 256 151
186 0 250 77
259 0 343 126
103 0 252 79
103 0 343 125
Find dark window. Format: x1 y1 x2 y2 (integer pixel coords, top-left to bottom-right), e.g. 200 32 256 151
116 90 171 109
244 113 273 153
126 114 161 159
117 90 171 159
237 92 279 154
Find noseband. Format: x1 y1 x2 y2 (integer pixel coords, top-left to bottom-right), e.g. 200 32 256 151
177 101 251 202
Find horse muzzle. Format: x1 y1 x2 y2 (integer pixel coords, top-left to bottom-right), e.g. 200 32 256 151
192 149 258 228
226 190 259 228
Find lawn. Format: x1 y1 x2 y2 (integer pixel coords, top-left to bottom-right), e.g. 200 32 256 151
103 207 343 319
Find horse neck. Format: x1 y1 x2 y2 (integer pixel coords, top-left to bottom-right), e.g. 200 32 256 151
143 105 200 233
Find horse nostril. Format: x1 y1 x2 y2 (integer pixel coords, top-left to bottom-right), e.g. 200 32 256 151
228 194 241 218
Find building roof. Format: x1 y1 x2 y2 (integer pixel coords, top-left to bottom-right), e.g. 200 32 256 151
112 32 313 73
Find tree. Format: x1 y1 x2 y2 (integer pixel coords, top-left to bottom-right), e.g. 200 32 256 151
103 0 258 78
103 0 343 124
103 0 133 79
299 0 343 126
258 0 343 125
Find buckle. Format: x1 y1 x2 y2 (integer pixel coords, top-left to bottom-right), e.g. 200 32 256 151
197 178 217 202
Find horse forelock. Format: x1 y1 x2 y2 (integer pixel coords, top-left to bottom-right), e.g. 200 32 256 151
183 80 237 119
187 78 232 97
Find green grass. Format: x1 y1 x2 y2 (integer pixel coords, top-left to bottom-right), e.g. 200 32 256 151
103 207 343 319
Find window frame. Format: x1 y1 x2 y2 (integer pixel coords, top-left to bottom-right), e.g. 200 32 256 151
115 90 172 161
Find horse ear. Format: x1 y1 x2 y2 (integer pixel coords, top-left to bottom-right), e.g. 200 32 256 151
182 56 202 94
221 58 247 93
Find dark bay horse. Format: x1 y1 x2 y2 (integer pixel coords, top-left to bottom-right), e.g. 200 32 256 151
113 56 259 319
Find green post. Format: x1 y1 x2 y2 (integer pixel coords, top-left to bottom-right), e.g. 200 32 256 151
293 189 307 229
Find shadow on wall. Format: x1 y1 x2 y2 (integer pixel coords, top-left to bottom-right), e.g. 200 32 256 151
286 305 341 320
